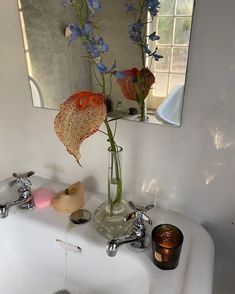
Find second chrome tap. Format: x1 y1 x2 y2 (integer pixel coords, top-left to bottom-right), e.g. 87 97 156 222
106 202 154 257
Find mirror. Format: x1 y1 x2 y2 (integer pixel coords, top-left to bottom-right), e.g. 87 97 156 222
18 0 194 126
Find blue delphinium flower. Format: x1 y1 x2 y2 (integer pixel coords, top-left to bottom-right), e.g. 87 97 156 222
128 20 144 44
151 47 163 61
125 3 134 13
132 20 144 31
115 71 126 79
125 0 163 64
69 24 82 41
145 0 160 17
81 21 93 35
86 0 101 13
85 43 99 58
128 27 141 43
143 44 151 55
153 52 163 61
65 1 113 77
97 63 107 73
97 37 109 53
148 32 160 41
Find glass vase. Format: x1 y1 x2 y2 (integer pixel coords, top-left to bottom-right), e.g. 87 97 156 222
93 146 132 239
138 95 148 122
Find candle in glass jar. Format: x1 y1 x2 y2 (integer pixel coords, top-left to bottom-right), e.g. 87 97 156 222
152 224 184 270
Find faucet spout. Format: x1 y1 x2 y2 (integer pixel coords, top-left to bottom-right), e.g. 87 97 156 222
106 203 154 257
106 233 141 257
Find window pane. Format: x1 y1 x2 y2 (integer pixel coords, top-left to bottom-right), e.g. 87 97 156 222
148 96 165 110
174 17 192 45
159 0 175 16
158 17 174 45
169 74 185 93
176 0 194 15
153 73 169 97
154 47 171 72
171 47 188 73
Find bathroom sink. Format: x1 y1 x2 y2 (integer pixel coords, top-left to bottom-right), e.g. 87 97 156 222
0 175 214 294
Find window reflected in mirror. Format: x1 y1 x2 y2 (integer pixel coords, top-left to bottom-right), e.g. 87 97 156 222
146 0 194 125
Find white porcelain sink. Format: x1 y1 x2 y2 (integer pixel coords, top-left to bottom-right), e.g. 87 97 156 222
0 175 214 294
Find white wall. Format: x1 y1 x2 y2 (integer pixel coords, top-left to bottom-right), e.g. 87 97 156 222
0 0 235 292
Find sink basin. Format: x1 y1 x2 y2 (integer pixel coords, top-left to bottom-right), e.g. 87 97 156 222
0 175 214 294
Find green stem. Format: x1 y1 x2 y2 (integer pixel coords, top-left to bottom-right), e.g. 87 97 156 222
137 1 148 121
91 62 103 88
136 78 145 121
73 0 86 27
139 42 146 69
72 0 122 216
108 73 113 97
104 118 122 215
98 130 109 136
101 72 106 95
100 65 121 213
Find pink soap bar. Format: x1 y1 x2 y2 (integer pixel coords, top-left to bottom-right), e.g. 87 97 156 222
32 188 53 208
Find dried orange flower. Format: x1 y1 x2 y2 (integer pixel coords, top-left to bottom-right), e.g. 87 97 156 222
54 91 106 164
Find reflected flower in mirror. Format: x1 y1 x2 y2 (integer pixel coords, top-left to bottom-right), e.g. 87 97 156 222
116 68 155 101
116 0 163 121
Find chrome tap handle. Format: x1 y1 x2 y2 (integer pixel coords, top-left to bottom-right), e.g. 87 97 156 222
8 171 34 188
127 201 154 225
0 172 35 218
124 210 152 225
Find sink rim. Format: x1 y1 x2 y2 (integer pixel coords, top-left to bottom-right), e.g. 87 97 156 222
0 175 215 294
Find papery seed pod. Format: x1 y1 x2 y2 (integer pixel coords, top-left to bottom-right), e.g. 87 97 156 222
54 91 106 164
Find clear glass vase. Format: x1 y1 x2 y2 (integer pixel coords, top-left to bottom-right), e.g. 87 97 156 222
138 98 149 122
93 146 132 239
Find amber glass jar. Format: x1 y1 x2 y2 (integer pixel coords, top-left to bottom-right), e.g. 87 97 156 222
152 224 184 270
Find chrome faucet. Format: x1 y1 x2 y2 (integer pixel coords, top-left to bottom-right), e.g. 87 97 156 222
0 171 35 219
106 201 154 257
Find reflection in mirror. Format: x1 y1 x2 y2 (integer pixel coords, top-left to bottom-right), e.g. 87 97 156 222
18 0 194 126
18 0 92 109
145 0 194 126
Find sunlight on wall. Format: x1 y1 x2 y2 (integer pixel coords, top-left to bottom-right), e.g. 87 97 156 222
211 127 234 150
203 171 216 185
141 177 159 194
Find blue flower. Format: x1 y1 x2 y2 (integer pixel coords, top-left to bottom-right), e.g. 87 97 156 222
86 44 100 58
153 52 163 61
132 20 144 31
69 24 82 41
86 0 101 13
148 32 160 41
115 71 126 79
97 63 107 74
143 45 151 55
145 0 160 17
128 29 141 43
97 37 109 53
82 22 93 35
128 20 144 44
125 3 134 13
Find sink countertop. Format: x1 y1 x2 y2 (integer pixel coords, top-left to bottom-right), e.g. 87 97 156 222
0 175 215 294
